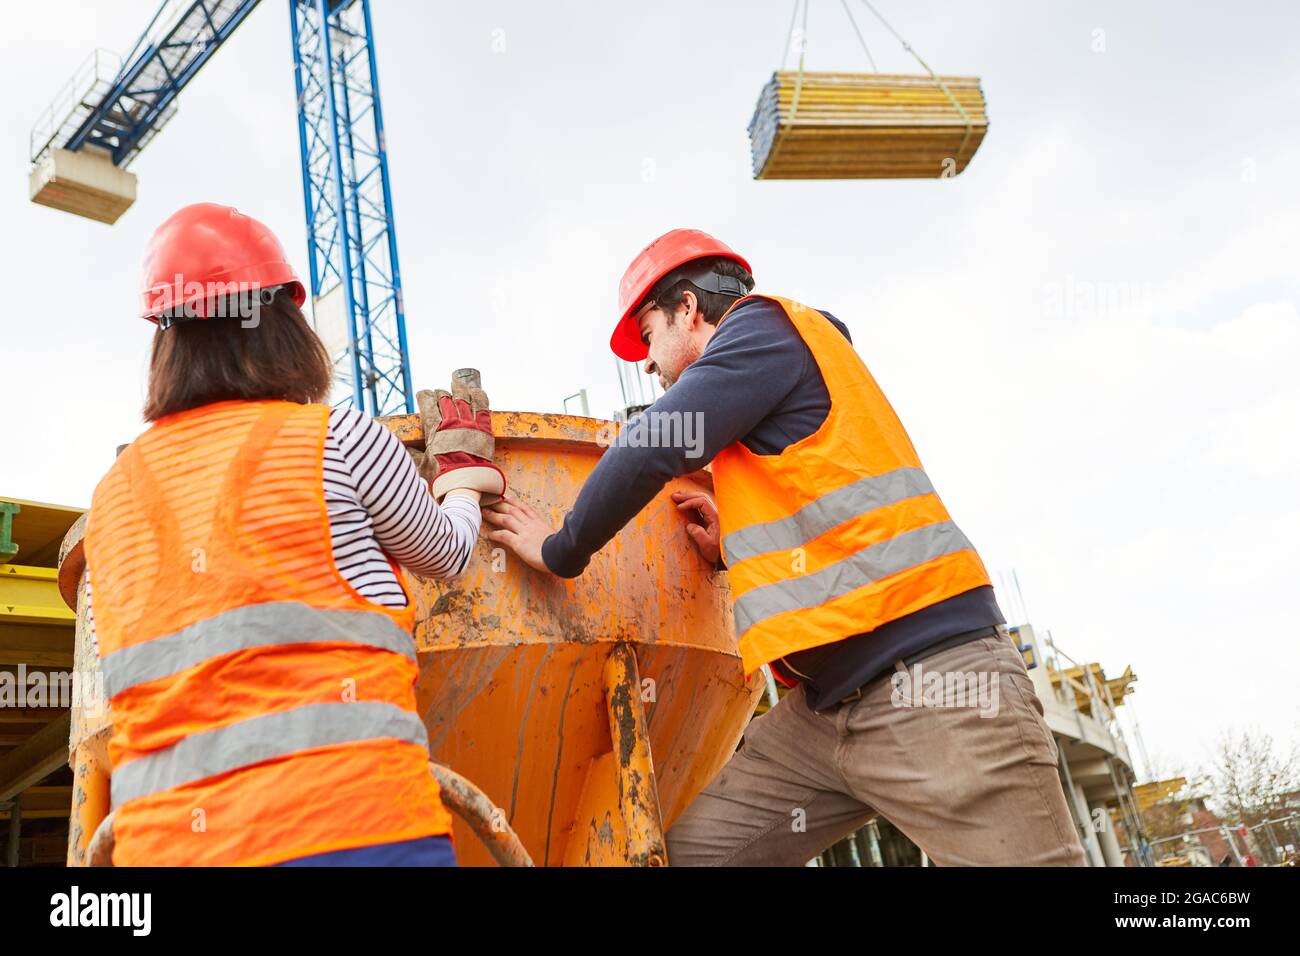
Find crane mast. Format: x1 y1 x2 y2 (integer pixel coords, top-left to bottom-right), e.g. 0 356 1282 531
290 0 412 415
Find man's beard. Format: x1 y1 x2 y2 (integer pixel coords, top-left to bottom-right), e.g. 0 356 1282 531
659 336 701 389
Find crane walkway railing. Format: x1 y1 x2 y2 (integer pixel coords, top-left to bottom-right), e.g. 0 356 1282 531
30 49 122 164
31 0 263 169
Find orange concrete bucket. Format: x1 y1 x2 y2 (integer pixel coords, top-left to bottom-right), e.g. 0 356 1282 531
385 410 762 866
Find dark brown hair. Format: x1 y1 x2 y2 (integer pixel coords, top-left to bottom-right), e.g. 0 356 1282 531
142 288 332 421
642 256 756 327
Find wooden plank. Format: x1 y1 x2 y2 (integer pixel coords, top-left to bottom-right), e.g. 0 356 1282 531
749 70 990 180
0 724 52 739
0 621 75 667
0 498 84 570
0 784 70 819
0 808 67 820
0 711 70 802
0 708 66 724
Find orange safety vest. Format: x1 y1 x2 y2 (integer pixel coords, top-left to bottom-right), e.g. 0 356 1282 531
712 296 994 676
84 399 452 866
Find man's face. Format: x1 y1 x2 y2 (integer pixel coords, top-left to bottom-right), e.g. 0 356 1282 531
637 299 701 390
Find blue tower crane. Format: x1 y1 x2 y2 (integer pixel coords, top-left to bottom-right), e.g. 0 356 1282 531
28 0 414 416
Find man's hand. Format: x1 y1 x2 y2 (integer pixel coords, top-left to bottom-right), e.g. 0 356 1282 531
671 490 721 565
482 495 556 574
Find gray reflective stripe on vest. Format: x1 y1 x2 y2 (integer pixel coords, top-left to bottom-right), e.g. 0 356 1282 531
721 467 936 565
99 602 415 698
109 700 430 807
732 520 975 636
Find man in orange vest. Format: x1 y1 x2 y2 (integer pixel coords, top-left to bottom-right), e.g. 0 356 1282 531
484 229 1088 865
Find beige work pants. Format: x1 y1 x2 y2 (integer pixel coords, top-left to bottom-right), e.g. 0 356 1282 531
666 629 1089 866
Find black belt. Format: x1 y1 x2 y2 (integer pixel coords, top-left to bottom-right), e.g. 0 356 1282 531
836 624 1007 706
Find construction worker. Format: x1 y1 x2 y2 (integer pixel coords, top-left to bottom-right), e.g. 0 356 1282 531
82 203 506 866
484 228 1088 866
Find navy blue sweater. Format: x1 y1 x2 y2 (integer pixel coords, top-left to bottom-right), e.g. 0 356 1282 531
542 296 1003 710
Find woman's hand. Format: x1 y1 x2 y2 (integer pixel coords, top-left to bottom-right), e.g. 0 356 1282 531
417 369 506 504
671 490 721 565
482 494 555 574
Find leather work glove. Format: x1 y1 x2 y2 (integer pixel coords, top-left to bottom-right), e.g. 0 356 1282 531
416 369 506 505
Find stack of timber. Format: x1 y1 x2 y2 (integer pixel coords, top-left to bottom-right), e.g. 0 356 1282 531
748 71 989 180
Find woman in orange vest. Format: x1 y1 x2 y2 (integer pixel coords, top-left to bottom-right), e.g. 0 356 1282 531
83 203 505 866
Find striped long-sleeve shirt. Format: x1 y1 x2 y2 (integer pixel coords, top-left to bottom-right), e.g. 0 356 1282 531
85 406 480 654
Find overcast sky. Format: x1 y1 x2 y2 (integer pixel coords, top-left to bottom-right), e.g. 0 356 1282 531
3 1 1297 780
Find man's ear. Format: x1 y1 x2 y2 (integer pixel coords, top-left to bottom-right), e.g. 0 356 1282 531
681 290 700 328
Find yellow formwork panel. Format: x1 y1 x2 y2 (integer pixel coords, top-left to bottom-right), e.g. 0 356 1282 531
1135 777 1188 813
1050 662 1138 714
0 564 76 626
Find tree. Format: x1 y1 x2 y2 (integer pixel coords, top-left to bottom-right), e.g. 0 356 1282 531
1205 727 1300 828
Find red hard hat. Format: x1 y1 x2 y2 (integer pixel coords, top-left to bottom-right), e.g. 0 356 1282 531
140 203 306 321
610 228 752 361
